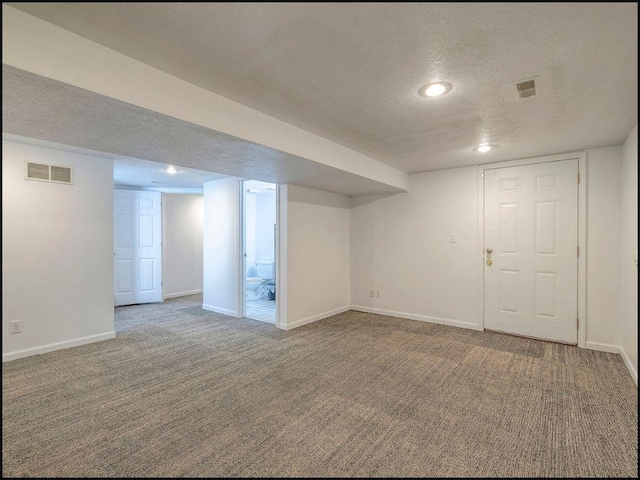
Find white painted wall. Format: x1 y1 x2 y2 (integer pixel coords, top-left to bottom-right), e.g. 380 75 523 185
281 185 350 329
202 178 241 317
256 191 277 267
350 149 630 348
162 193 203 299
350 167 481 330
2 140 115 361
245 192 257 277
245 190 277 278
620 126 638 383
585 147 622 349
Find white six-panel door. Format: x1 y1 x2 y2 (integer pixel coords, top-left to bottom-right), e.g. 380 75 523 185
114 190 163 307
484 160 579 344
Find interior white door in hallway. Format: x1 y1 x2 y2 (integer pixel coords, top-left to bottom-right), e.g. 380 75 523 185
484 160 579 344
114 190 163 306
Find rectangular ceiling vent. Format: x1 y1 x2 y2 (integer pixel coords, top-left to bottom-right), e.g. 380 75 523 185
513 77 537 99
24 161 74 185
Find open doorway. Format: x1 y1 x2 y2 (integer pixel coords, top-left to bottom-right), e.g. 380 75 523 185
243 180 277 324
113 157 226 307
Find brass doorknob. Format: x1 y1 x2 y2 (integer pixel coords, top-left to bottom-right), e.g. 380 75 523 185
486 259 493 266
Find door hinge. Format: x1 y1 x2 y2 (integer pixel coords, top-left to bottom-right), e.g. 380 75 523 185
577 245 580 257
576 317 579 328
577 173 581 184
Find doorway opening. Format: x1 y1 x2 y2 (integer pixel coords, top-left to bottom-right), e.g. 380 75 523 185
242 180 277 324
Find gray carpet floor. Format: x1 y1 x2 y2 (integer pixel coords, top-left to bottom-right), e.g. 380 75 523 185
2 294 638 477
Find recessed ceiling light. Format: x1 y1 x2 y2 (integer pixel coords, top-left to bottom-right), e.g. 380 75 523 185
473 144 497 153
418 81 453 98
166 166 177 174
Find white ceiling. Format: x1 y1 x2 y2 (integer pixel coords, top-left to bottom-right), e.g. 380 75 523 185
2 132 227 190
113 157 227 189
9 2 638 173
244 180 276 194
3 64 404 196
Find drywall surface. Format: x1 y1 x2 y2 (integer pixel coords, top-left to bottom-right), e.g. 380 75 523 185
620 126 638 382
585 147 622 348
162 193 203 298
350 166 481 330
245 190 276 278
2 140 114 361
2 5 408 193
283 185 350 329
202 178 241 316
255 191 277 268
351 149 630 347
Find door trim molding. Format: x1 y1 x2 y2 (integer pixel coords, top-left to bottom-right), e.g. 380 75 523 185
240 181 281 326
239 181 246 320
276 185 288 329
275 184 284 329
477 150 587 348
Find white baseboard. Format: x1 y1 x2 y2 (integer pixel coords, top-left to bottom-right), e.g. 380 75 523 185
585 341 622 354
583 342 637 386
202 304 237 317
620 347 638 387
2 331 116 363
279 306 350 331
350 305 482 331
163 289 203 300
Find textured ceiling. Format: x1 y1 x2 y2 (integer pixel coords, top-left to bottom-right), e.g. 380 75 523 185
9 2 638 173
3 132 229 189
2 65 402 197
2 132 227 189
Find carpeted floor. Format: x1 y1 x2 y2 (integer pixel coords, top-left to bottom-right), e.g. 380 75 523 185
2 294 637 477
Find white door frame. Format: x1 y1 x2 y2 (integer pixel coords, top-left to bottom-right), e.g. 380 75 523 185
477 151 587 348
274 185 283 329
276 185 286 330
239 181 246 319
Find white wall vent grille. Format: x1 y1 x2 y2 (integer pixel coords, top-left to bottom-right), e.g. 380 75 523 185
513 77 538 99
24 161 74 185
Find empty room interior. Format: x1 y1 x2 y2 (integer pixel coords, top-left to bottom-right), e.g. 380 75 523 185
2 3 637 478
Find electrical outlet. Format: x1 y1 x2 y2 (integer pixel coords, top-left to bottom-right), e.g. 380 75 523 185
449 234 457 243
369 288 375 297
11 320 22 334
375 289 381 298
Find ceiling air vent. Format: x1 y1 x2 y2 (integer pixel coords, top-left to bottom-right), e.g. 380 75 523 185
24 161 74 185
513 77 538 99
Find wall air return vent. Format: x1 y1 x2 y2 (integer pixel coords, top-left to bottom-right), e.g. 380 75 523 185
513 77 538 99
26 162 49 180
24 161 74 185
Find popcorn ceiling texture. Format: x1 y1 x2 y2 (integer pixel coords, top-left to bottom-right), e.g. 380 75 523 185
2 65 402 197
8 2 638 172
